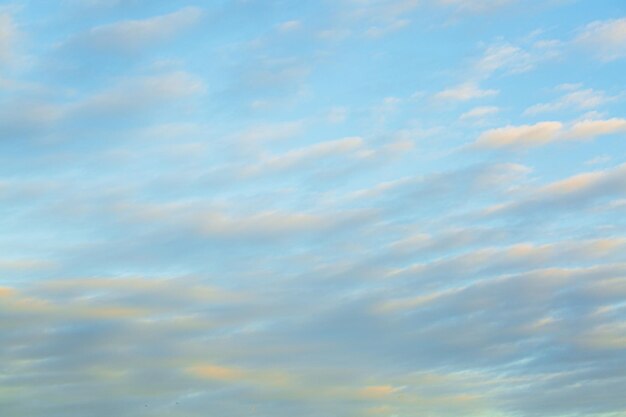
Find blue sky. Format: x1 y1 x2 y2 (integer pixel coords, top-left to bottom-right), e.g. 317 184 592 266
1 1 626 416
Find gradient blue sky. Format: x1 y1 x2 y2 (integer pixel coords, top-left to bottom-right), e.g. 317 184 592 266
1 1 626 416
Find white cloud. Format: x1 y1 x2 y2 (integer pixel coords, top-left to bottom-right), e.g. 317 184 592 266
524 85 612 115
485 163 626 216
234 121 306 144
437 0 516 13
0 12 17 66
475 122 562 149
248 136 366 174
365 18 411 38
276 20 302 33
435 82 498 101
469 38 562 82
71 71 205 119
475 42 535 77
338 0 419 38
328 107 349 123
460 106 499 120
345 0 421 21
475 118 626 149
576 18 626 61
567 118 626 140
0 71 206 135
116 200 373 240
66 6 203 53
585 155 612 166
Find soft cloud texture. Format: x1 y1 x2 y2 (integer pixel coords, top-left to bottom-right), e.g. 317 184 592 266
1 2 626 417
435 82 499 101
63 6 204 54
576 17 626 61
0 11 17 66
474 118 626 149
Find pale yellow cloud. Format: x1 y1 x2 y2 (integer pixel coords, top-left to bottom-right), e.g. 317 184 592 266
567 118 626 140
359 385 399 398
4 293 148 320
375 287 461 314
578 322 626 350
0 259 56 271
0 286 16 297
540 168 617 195
474 121 562 149
460 106 500 120
186 362 293 390
475 118 626 149
435 82 498 101
187 364 246 382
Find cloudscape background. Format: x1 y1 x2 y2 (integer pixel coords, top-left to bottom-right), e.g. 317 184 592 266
1 1 626 416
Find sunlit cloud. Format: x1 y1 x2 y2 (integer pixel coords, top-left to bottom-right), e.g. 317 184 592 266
2 1 625 417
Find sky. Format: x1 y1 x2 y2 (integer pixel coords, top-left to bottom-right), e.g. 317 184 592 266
1 0 626 416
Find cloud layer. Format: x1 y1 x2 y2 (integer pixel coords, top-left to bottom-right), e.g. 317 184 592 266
1 2 626 417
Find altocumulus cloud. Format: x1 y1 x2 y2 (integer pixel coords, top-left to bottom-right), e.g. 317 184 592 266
1 1 626 417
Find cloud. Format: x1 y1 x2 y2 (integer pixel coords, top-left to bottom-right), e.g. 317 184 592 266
576 17 626 61
0 70 205 142
474 121 563 149
114 199 375 242
3 3 626 417
470 38 562 81
63 6 203 54
0 100 65 139
347 163 530 207
474 42 535 78
437 0 516 13
276 20 302 33
233 120 306 144
247 136 366 174
460 106 500 120
0 258 55 271
344 0 421 22
524 85 612 115
485 163 626 217
327 106 349 123
0 11 17 66
567 118 626 140
474 118 626 149
71 71 205 119
194 210 362 239
0 286 15 297
435 82 498 101
384 237 626 287
359 385 399 398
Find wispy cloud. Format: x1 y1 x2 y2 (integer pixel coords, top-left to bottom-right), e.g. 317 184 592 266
575 17 626 61
435 82 499 101
61 6 204 54
2 2 626 416
474 118 626 149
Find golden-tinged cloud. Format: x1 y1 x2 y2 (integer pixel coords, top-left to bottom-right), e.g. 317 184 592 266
474 118 626 149
187 364 246 382
359 385 399 398
475 121 563 149
0 286 16 297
